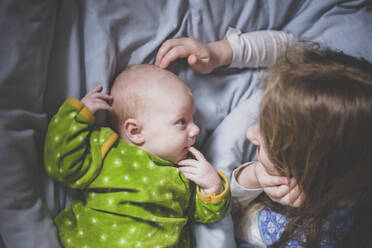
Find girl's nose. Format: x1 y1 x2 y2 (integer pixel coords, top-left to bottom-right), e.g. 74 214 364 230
246 123 260 146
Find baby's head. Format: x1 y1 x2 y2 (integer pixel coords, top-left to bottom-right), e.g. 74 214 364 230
258 44 372 209
110 64 200 163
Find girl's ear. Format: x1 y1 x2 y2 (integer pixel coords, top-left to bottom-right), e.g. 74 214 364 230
123 118 145 145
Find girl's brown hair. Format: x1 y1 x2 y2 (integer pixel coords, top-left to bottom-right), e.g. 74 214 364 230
259 43 372 247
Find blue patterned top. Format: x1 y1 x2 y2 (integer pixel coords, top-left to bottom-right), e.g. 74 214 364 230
257 207 352 247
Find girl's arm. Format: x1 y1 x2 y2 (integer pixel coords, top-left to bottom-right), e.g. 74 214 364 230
231 163 264 208
226 27 296 68
156 37 232 73
155 28 295 72
234 161 305 208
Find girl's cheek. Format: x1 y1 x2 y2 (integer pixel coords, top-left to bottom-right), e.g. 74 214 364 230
262 161 281 176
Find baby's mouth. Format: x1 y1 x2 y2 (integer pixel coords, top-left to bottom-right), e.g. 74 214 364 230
186 150 196 160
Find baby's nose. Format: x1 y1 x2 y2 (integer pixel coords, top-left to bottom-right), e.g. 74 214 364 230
189 122 200 138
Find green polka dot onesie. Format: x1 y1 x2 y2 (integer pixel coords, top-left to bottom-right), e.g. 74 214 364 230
44 98 231 248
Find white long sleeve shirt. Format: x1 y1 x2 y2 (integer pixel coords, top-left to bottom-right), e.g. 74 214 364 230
231 163 266 247
226 27 296 68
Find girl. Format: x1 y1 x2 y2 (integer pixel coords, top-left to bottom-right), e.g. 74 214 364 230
231 44 372 247
156 30 372 247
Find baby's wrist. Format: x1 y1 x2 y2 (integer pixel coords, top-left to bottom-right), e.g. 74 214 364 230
80 99 94 114
202 180 223 195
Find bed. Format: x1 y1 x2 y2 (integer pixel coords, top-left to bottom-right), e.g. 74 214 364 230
1 0 371 247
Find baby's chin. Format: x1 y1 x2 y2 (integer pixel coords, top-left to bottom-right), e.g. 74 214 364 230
174 155 186 164
174 150 191 164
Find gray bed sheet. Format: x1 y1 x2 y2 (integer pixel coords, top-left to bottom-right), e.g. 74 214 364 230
1 1 371 247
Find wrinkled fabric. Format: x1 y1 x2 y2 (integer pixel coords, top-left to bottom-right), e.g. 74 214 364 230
1 1 372 247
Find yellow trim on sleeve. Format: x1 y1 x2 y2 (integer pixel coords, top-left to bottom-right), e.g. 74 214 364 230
80 106 95 125
66 97 84 110
101 132 119 158
66 97 95 124
196 171 230 204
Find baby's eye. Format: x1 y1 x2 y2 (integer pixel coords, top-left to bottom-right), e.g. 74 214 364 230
176 118 186 126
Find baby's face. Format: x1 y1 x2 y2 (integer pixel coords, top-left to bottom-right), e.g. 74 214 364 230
139 82 200 164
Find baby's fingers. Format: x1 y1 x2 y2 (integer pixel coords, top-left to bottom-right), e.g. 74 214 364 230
97 101 113 111
179 166 196 175
90 99 113 112
86 85 103 96
187 147 206 162
178 159 198 167
93 92 113 102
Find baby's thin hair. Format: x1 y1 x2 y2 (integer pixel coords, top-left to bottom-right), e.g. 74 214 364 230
259 42 372 247
109 65 147 134
108 64 192 137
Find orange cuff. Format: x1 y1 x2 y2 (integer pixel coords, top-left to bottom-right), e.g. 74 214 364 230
196 171 230 204
66 97 95 124
101 132 119 158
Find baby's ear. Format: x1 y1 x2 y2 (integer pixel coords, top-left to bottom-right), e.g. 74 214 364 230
123 118 145 145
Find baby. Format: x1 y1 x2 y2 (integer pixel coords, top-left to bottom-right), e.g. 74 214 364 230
44 64 231 248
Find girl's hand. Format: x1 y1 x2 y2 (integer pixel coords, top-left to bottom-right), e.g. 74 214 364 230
255 163 305 207
263 177 305 208
178 147 222 194
81 85 113 114
155 38 232 74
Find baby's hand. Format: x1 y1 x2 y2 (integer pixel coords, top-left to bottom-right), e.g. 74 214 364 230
178 147 222 194
81 85 113 114
155 38 223 74
255 163 305 207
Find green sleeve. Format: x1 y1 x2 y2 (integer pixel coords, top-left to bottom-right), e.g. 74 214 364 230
192 174 232 224
44 98 117 189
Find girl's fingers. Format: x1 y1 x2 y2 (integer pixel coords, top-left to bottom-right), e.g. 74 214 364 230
288 185 302 203
187 54 198 66
260 175 289 187
279 185 303 207
159 46 194 69
293 192 306 207
156 39 187 65
156 38 203 68
156 40 178 65
288 177 298 190
265 184 290 199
